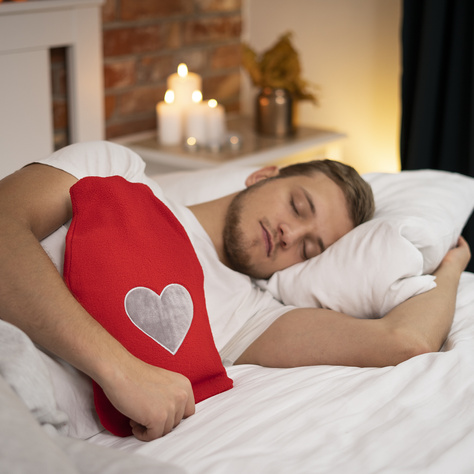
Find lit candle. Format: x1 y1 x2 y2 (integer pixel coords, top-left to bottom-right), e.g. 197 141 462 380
167 63 202 108
185 136 199 153
228 133 242 151
185 90 209 145
206 99 226 147
156 89 182 146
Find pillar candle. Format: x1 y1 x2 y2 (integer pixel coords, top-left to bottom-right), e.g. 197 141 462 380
206 99 226 146
185 90 208 145
167 63 202 108
156 90 182 146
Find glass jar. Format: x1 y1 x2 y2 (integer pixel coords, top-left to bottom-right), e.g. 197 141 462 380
255 87 294 137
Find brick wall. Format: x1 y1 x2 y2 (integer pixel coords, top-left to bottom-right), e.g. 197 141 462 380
50 47 70 150
51 0 242 148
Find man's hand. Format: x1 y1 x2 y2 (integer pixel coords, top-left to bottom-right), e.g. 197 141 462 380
98 355 195 441
438 236 471 274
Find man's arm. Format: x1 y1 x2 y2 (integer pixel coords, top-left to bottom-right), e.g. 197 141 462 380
237 237 471 368
0 164 195 440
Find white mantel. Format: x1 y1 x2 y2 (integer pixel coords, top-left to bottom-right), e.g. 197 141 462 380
0 0 105 179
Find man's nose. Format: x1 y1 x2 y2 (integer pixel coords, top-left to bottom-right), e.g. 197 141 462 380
279 221 310 249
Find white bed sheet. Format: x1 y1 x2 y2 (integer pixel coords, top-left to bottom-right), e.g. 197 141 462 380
89 272 474 474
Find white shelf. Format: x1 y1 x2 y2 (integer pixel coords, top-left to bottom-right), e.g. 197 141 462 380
114 116 346 173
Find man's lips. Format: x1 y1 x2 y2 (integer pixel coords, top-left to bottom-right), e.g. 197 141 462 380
260 221 273 257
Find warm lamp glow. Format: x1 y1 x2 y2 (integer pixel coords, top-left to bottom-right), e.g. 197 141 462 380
187 136 197 146
177 63 188 78
192 90 203 103
208 99 218 108
164 89 175 104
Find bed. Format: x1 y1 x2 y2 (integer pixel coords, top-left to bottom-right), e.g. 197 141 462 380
2 3 474 473
83 165 474 473
2 155 474 473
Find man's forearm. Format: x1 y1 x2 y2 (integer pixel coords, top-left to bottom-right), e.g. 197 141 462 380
236 238 470 368
0 165 111 380
0 215 123 383
0 221 195 439
0 164 195 440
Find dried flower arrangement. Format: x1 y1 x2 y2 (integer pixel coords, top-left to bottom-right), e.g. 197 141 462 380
242 32 319 104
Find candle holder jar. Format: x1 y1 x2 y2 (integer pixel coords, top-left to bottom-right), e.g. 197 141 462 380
255 87 295 137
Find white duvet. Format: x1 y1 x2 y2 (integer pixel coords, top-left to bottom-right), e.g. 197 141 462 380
3 158 473 473
89 272 474 474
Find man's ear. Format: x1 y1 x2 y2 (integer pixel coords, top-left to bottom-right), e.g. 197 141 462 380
244 166 280 187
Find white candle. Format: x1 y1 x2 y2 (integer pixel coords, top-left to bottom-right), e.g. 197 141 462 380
185 90 209 145
156 90 182 146
167 63 202 108
206 99 226 146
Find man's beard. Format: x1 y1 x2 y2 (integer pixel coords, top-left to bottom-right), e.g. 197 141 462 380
223 187 258 278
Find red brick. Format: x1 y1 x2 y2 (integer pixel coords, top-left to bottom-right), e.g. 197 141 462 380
99 1 244 138
164 22 182 50
106 116 157 139
196 0 241 13
120 0 193 21
104 94 117 120
102 0 118 23
51 66 68 98
52 99 68 130
210 43 241 70
172 49 207 75
183 15 242 45
104 60 137 89
54 130 69 151
138 55 174 84
50 48 68 99
50 47 67 64
103 26 164 57
118 85 167 115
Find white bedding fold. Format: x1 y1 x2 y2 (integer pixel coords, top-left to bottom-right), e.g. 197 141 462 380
0 321 184 473
90 272 474 474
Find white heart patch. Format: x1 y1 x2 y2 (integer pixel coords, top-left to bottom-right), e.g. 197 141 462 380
124 285 193 355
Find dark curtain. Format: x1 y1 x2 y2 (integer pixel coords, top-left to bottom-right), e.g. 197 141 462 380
400 0 474 272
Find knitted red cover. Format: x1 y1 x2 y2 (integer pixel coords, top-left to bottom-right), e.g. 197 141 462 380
64 176 232 437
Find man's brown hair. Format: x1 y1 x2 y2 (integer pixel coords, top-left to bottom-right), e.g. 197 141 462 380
278 159 375 226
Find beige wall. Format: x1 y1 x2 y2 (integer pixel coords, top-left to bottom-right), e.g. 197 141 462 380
242 0 402 173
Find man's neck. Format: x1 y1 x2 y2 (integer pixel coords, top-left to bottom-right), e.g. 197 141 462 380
188 193 236 266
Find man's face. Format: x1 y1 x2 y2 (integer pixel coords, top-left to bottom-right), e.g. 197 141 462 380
223 172 354 279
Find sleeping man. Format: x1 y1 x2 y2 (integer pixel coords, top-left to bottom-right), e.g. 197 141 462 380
0 141 470 441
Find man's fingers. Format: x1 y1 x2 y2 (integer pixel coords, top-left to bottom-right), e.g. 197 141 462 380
130 417 173 441
128 384 195 441
183 386 196 419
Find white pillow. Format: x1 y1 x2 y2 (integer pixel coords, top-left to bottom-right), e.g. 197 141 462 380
366 170 474 274
152 165 260 206
259 170 474 318
259 218 436 318
155 167 474 319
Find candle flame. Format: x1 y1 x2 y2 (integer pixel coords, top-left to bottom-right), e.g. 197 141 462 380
208 99 218 109
177 63 188 78
164 89 175 104
192 90 203 103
